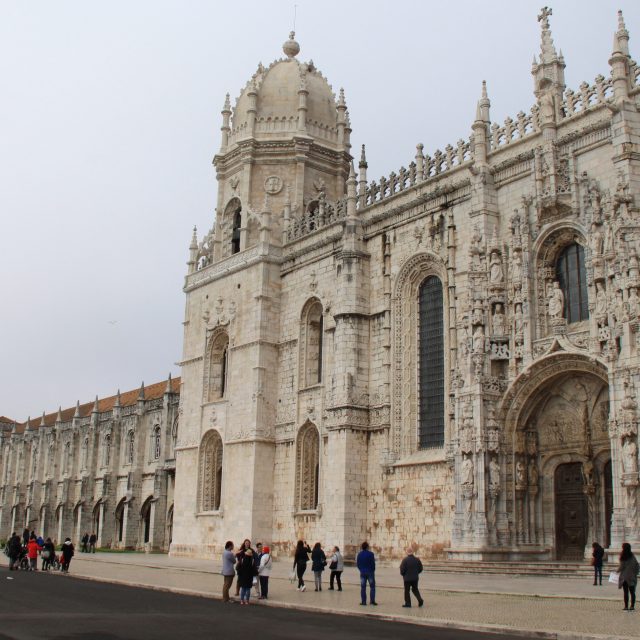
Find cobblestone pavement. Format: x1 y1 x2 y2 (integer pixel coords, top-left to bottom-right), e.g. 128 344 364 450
59 553 635 639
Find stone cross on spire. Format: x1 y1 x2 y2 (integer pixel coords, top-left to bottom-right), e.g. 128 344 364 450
537 6 557 63
537 6 552 29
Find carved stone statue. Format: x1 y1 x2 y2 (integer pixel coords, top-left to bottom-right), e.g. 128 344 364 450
511 251 522 284
548 281 564 319
516 458 526 485
539 92 555 123
492 304 506 336
590 222 604 256
461 455 474 486
489 457 500 488
595 282 607 316
472 325 486 354
629 288 639 318
622 438 638 474
514 303 524 334
489 251 504 284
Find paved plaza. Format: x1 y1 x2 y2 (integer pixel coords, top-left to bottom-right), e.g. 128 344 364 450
11 552 633 640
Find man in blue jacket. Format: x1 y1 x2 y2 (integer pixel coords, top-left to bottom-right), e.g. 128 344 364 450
356 541 377 605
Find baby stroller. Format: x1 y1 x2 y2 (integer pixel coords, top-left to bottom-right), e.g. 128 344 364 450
17 545 29 571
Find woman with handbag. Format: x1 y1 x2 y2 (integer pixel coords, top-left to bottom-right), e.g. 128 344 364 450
617 542 639 611
328 545 344 591
311 542 326 591
293 540 311 591
41 538 56 571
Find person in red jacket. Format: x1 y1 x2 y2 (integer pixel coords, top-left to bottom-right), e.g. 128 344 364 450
27 533 42 571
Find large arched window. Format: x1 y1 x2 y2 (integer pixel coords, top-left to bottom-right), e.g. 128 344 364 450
199 431 223 511
296 423 320 511
418 276 445 449
231 210 242 254
556 243 589 323
207 331 229 401
301 300 323 387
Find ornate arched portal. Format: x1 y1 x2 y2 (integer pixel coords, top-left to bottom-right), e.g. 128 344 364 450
501 352 612 559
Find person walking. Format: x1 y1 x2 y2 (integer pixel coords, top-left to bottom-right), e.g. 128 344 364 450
311 542 326 591
237 548 257 605
41 538 55 571
26 534 41 571
221 540 236 602
328 546 344 591
89 532 97 553
592 541 605 586
258 545 273 600
81 533 89 553
400 547 424 608
22 528 29 547
7 532 21 571
357 541 377 606
617 542 639 611
293 540 311 591
61 538 75 573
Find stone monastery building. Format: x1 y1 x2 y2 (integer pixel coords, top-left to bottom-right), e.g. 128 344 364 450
3 7 640 561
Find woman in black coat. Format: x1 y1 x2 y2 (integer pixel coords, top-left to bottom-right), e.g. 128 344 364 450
293 540 311 591
237 548 257 605
311 542 326 591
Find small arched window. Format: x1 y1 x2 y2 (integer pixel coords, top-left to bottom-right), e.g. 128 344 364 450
302 300 323 387
418 276 445 449
199 431 223 511
231 210 242 254
556 243 589 323
208 331 230 401
127 431 135 465
296 423 320 511
153 426 161 460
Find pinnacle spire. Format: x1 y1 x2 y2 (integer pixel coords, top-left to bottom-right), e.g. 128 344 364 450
338 88 346 108
73 401 80 418
222 93 231 112
114 389 121 407
537 6 558 64
92 396 99 413
40 412 46 427
614 9 630 57
138 382 145 401
189 226 198 250
476 80 490 123
359 144 368 169
165 373 173 393
56 406 62 422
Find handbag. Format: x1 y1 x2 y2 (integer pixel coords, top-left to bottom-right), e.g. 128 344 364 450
329 560 338 571
608 571 619 584
42 550 51 560
289 569 297 583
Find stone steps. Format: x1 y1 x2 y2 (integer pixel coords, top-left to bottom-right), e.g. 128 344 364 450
423 560 614 577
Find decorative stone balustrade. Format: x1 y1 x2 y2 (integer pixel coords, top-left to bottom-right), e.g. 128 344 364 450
560 74 613 119
490 108 539 150
286 198 347 242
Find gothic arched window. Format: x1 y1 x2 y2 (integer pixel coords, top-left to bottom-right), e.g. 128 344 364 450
556 243 588 323
296 423 320 511
207 331 229 401
418 276 445 449
127 431 135 465
153 426 161 460
301 300 323 387
199 431 223 511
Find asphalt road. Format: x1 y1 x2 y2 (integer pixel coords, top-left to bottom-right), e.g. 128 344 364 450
0 567 535 640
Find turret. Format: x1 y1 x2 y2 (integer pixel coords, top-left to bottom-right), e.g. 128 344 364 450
297 77 308 133
609 10 631 103
247 80 258 135
415 143 425 182
220 93 232 151
472 81 491 165
337 88 347 147
358 145 368 207
187 226 198 275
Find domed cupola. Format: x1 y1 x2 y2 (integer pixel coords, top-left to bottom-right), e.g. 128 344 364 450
226 32 350 152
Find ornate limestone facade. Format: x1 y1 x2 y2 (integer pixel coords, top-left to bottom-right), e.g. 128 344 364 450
0 379 179 550
173 9 640 561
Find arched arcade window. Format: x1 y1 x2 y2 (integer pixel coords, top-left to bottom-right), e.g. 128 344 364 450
301 300 323 387
199 431 223 511
231 210 241 254
556 243 589 323
418 276 445 449
296 423 320 511
207 331 229 401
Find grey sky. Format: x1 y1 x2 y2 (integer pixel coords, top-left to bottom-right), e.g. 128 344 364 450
1 0 638 420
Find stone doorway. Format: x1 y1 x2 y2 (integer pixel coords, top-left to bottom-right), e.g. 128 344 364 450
555 462 588 560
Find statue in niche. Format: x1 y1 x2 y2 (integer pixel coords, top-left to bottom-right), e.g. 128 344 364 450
590 222 604 256
489 457 500 489
472 325 486 354
613 291 627 325
628 288 639 317
594 282 607 317
548 281 564 319
492 304 506 336
489 251 504 285
516 458 526 485
528 459 539 486
511 251 522 284
461 455 474 486
469 227 483 270
539 92 555 123
582 460 595 489
514 303 524 335
622 439 638 474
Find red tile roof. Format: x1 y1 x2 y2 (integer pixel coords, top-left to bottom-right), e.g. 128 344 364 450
10 377 180 434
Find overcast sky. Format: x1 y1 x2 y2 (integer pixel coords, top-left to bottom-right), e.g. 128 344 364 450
1 0 639 420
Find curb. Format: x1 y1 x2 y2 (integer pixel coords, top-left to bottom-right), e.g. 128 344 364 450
61 571 635 640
